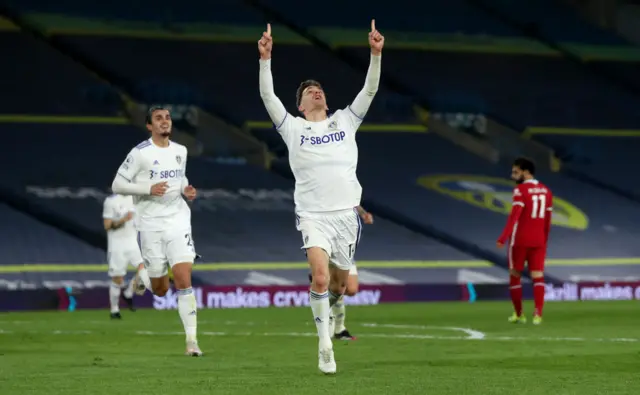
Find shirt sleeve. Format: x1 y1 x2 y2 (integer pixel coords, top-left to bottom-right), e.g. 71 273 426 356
512 186 525 208
116 148 141 182
345 54 381 130
111 148 150 196
259 59 295 136
102 198 115 219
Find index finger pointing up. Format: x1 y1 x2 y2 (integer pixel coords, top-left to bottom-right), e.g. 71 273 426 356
267 23 271 36
371 19 376 32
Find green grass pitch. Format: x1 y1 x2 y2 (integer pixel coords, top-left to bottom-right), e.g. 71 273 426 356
1 301 638 394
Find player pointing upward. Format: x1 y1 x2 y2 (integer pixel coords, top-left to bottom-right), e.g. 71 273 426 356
111 106 202 356
258 21 384 374
497 157 553 325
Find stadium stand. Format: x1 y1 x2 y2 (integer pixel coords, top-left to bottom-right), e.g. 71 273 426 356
6 1 413 127
0 202 104 265
354 131 640 281
476 0 629 44
527 133 640 201
0 17 121 116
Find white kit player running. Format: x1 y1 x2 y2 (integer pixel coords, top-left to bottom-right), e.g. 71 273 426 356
102 193 147 319
111 106 202 356
258 20 384 374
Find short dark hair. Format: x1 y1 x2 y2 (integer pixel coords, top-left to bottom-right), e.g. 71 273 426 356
145 105 169 124
296 80 323 108
513 157 536 175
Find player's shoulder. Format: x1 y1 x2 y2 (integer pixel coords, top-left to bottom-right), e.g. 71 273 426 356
288 114 306 126
539 181 552 192
513 184 526 194
169 140 187 150
331 108 358 128
133 139 152 152
169 140 188 154
331 108 349 121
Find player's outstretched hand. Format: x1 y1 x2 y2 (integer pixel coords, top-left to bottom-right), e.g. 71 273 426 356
258 23 273 60
496 241 505 249
362 212 374 225
368 19 384 55
124 212 134 222
183 185 197 201
150 181 169 196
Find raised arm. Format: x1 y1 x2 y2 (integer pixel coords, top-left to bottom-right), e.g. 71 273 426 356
349 20 384 119
258 23 289 129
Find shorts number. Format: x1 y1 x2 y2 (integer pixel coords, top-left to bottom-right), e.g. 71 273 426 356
348 243 355 258
185 233 195 253
531 194 547 219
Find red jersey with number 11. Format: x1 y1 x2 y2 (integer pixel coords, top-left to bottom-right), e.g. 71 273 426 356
498 179 553 247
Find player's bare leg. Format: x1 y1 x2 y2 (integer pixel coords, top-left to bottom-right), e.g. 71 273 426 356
530 269 545 324
508 269 526 323
334 273 358 340
149 275 170 296
172 262 201 356
308 247 336 374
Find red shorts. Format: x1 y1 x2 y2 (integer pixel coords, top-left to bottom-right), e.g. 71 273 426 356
508 245 546 272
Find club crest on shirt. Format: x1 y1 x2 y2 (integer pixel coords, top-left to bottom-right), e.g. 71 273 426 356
416 174 588 231
328 120 338 130
176 155 182 165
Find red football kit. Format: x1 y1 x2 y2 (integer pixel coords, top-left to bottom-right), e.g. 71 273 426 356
497 179 553 272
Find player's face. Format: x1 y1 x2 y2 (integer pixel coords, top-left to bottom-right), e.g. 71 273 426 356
147 109 172 137
511 166 526 184
299 85 327 113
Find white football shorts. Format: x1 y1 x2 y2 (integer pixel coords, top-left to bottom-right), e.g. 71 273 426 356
107 245 143 277
296 208 362 271
138 227 196 278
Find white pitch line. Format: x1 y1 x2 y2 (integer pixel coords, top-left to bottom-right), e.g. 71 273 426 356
0 329 638 343
360 323 486 340
0 320 258 326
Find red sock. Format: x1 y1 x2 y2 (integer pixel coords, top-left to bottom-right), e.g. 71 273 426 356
533 277 545 317
509 275 522 316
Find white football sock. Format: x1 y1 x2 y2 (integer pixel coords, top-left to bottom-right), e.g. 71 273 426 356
122 278 135 299
328 290 342 307
177 287 198 343
109 282 121 313
332 295 346 333
309 290 332 349
137 266 152 291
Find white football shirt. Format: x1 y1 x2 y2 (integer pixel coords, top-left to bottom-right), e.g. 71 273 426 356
102 194 138 250
116 139 191 231
277 108 363 213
